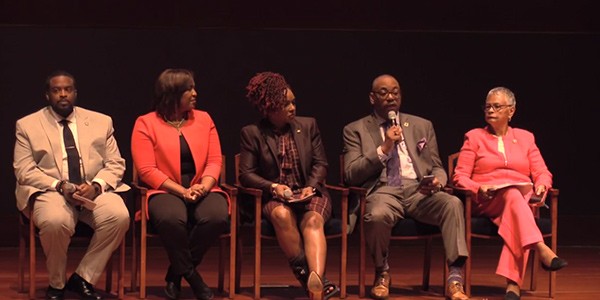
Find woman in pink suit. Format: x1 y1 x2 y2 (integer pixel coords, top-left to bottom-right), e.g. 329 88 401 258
131 69 229 300
452 87 567 300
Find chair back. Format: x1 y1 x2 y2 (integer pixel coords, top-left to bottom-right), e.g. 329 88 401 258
448 152 460 178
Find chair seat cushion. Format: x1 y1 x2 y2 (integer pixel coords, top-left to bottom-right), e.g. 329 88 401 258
391 218 440 236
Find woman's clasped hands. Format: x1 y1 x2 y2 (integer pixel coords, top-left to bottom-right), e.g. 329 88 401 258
182 184 209 202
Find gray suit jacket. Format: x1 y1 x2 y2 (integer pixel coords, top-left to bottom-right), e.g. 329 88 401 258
341 112 448 232
342 112 448 194
13 106 129 211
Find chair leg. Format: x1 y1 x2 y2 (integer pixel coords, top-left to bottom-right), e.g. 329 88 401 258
422 238 432 291
140 230 147 299
235 237 243 294
106 253 113 293
465 247 472 296
340 233 348 298
18 229 25 293
358 221 366 298
228 228 239 299
218 237 226 294
254 224 261 300
131 222 138 294
118 237 126 299
530 249 539 291
29 218 36 300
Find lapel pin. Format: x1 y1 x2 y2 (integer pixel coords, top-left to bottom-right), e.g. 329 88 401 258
403 122 409 127
296 129 301 134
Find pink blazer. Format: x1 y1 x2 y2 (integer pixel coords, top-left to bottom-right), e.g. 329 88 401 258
131 110 228 219
452 126 552 198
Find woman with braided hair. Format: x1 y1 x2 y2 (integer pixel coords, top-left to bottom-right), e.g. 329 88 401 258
238 72 340 300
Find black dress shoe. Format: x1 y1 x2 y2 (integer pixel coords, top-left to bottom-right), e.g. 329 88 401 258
46 285 65 300
183 269 213 300
164 266 182 300
165 281 181 300
66 273 102 300
542 257 568 271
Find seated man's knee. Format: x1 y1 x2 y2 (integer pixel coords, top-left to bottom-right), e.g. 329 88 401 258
364 206 393 225
37 215 75 236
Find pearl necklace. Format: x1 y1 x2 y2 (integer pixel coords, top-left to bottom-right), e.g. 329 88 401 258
166 119 185 135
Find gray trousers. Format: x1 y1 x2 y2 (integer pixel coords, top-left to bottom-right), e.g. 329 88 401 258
363 179 468 271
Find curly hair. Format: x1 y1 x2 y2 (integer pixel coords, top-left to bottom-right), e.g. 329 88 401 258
245 71 290 116
152 68 194 120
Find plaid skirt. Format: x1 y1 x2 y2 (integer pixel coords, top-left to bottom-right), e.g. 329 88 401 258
263 194 332 223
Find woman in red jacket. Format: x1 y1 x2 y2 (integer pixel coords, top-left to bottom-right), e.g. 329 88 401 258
131 68 229 300
452 87 567 300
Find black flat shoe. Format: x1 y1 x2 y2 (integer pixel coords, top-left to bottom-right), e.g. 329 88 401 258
505 290 521 300
45 285 65 300
542 257 568 271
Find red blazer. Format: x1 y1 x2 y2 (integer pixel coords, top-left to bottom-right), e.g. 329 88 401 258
131 110 228 219
452 126 552 198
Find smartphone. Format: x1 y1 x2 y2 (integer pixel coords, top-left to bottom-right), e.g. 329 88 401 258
419 175 435 187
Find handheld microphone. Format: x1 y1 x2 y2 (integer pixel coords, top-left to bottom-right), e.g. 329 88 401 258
62 182 97 210
62 182 78 194
387 111 398 126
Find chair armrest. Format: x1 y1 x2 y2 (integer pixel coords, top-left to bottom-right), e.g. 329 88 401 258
131 182 148 195
219 183 238 197
234 185 263 198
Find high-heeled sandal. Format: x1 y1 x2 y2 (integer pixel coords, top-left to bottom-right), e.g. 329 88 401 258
307 271 324 300
322 277 340 300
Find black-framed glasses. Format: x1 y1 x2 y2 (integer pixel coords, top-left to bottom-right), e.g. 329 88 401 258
372 89 400 98
482 103 513 112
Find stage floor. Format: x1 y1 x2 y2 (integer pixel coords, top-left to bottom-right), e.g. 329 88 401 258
3 240 600 299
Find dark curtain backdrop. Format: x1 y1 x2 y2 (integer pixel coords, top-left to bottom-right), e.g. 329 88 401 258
1 27 598 246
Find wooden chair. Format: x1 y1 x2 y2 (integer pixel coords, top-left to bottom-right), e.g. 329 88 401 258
339 155 445 298
234 153 349 300
17 199 126 299
447 152 558 298
130 155 240 299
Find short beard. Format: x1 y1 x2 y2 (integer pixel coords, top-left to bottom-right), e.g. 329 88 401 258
51 103 74 118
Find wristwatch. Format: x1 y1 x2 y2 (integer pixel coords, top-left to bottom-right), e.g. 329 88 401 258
92 182 102 196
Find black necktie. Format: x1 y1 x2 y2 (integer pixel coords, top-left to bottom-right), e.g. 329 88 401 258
60 119 83 184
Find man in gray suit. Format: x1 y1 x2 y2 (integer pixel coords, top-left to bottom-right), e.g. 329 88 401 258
342 74 469 300
13 70 130 300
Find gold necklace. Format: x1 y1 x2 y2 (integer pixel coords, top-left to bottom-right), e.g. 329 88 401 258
166 119 185 135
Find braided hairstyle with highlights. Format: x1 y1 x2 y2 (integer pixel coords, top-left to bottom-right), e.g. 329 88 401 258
245 71 290 117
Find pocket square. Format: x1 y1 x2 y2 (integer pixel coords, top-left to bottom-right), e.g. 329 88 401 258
417 138 427 152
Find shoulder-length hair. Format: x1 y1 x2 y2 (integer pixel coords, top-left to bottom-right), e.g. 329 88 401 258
152 68 194 120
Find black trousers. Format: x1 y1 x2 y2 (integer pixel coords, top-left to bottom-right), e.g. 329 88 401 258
148 192 229 276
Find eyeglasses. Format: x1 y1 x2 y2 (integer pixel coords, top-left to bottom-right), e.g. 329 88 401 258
372 89 400 98
482 104 513 112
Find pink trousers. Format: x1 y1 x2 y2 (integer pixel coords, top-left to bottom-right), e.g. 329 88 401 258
473 188 542 286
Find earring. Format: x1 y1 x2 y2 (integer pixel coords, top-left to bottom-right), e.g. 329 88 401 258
508 117 512 122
